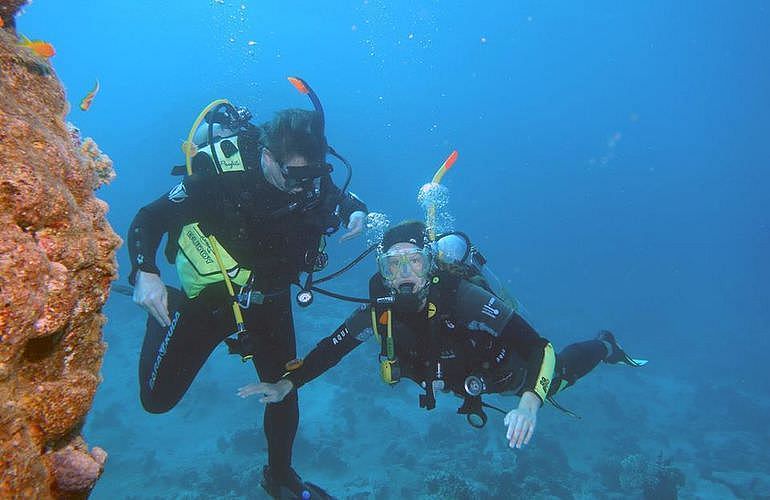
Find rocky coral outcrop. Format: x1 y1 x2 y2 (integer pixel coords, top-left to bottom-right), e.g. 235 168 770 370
0 3 120 498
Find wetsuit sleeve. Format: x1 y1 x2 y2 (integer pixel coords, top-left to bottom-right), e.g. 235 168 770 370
498 313 555 403
454 280 554 402
321 174 368 223
338 191 368 223
126 182 199 285
282 305 374 389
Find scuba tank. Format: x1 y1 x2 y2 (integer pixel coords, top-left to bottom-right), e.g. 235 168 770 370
433 232 522 313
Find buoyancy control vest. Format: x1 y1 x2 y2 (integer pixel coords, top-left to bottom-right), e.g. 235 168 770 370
368 267 532 427
171 130 330 299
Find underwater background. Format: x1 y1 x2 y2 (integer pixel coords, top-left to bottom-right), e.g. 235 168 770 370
18 0 769 498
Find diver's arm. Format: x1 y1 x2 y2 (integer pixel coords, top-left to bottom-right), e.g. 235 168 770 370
127 181 202 285
323 174 368 223
499 314 555 403
454 280 554 403
453 283 553 448
320 177 368 241
128 189 193 326
127 196 170 286
282 311 371 389
505 390 540 449
338 191 368 223
239 308 373 403
496 315 551 448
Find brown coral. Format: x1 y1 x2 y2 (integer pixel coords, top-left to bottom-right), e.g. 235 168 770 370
0 3 120 498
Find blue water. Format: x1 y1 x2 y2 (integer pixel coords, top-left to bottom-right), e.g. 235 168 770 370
18 1 770 498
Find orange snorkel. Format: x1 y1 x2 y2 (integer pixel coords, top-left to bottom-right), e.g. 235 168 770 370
431 150 459 184
426 150 459 240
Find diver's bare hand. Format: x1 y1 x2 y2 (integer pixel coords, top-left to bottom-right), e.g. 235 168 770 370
504 391 540 449
340 210 366 242
238 379 294 403
133 271 171 327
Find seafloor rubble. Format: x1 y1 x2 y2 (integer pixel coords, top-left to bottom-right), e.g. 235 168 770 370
0 4 120 498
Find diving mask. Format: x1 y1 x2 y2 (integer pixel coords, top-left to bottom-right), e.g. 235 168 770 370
280 162 332 183
377 247 432 284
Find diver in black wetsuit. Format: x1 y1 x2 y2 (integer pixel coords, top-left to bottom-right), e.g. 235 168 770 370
241 220 646 449
128 83 367 499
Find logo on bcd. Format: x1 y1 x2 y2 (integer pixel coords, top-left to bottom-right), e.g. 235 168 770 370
481 297 500 319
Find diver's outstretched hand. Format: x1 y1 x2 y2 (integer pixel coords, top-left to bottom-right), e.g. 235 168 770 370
133 271 171 327
238 379 294 403
504 391 540 449
340 210 366 242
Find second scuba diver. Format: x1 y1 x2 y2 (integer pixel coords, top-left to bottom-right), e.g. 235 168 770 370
239 220 647 449
128 78 366 499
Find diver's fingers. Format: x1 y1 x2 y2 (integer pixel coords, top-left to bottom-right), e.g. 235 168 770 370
510 417 526 449
159 288 171 325
148 303 170 328
515 419 530 448
505 412 515 439
147 302 169 328
146 286 171 327
523 421 536 446
508 416 519 447
144 304 169 327
339 228 358 242
340 216 364 242
238 383 266 398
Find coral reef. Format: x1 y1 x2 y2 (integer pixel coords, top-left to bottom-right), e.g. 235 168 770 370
619 453 685 499
0 3 120 498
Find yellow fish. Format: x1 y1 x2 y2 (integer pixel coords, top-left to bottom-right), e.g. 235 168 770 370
18 34 56 59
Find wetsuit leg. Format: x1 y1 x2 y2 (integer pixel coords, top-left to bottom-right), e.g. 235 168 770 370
549 340 608 396
138 286 232 413
246 290 299 475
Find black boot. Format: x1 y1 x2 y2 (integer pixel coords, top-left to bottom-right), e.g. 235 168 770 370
597 330 648 367
261 466 334 500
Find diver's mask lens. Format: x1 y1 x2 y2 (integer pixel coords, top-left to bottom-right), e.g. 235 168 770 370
377 247 432 282
280 162 331 182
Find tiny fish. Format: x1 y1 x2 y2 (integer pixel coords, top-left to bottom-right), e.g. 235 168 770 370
79 80 100 111
18 34 55 59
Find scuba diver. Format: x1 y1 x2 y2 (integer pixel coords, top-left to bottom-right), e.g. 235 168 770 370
128 78 366 499
239 220 647 449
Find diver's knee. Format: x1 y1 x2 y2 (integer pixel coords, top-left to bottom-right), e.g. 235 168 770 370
140 390 177 414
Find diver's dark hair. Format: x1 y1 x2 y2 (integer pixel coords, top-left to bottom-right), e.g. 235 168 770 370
260 109 327 165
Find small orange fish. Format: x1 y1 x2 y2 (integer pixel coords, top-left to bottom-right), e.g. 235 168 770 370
0 17 5 28
79 80 100 111
19 34 55 59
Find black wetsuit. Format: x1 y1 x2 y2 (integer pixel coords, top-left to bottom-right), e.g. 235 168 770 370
283 274 608 409
127 128 367 475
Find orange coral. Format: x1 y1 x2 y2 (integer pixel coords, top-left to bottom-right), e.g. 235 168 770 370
0 3 120 498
